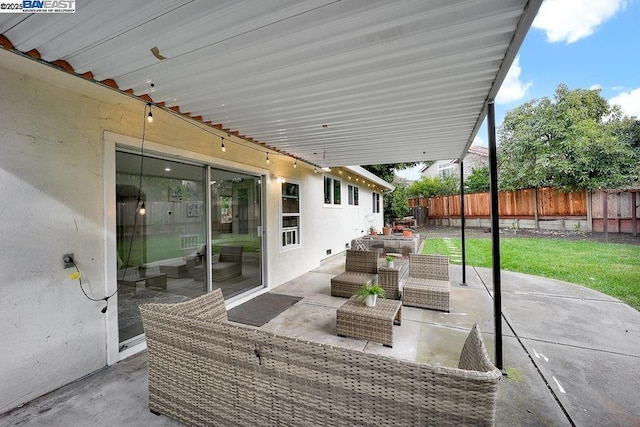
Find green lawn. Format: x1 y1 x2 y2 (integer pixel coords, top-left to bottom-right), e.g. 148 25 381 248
118 234 261 266
423 237 640 311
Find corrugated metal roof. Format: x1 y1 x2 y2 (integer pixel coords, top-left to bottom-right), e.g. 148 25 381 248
0 0 541 167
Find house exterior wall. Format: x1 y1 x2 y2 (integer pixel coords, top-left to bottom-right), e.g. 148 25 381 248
420 151 488 180
421 159 456 179
0 59 388 413
461 152 488 178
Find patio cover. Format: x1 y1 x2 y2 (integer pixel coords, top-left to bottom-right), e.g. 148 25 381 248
0 0 543 371
0 0 542 168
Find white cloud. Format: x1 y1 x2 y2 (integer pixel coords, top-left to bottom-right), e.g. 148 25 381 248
533 0 627 44
496 56 532 104
589 84 602 91
609 87 640 117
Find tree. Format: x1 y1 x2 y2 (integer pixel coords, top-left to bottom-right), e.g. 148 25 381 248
407 176 440 197
362 163 416 185
498 84 640 191
464 165 490 193
406 175 459 197
608 113 640 150
384 184 410 223
362 163 417 223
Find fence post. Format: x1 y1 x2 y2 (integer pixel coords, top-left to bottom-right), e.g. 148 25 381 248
603 191 608 242
533 188 539 230
587 190 593 232
632 191 638 238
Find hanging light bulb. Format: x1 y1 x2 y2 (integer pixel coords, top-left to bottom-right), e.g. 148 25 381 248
146 104 153 123
293 160 297 168
314 167 317 173
221 137 226 152
266 152 270 164
138 201 146 215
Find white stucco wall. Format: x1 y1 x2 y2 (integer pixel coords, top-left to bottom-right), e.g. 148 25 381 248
263 166 384 287
0 54 391 413
0 66 108 413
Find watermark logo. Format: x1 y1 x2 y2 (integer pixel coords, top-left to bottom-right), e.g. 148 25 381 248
0 0 75 13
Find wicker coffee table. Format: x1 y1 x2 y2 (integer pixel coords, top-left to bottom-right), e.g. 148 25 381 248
336 295 402 347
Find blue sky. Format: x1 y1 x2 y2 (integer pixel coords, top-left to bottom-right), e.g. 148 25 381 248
398 0 640 180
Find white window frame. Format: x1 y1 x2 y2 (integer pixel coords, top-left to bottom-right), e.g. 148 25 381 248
438 163 456 178
348 184 359 206
372 192 381 213
281 181 301 250
323 176 342 206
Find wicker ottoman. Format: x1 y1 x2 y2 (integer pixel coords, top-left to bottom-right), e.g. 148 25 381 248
402 279 450 312
336 295 402 347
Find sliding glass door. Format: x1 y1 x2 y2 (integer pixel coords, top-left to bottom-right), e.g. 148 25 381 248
115 151 207 343
210 168 263 298
114 152 264 345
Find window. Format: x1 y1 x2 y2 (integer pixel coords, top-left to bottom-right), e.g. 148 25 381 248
438 163 456 178
281 182 300 248
372 192 381 213
323 176 341 205
348 185 359 205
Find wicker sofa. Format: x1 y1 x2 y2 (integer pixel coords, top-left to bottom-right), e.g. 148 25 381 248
140 289 502 426
330 249 378 298
402 254 451 312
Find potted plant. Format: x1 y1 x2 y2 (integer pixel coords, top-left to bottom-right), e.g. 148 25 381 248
385 255 395 268
356 284 386 307
369 227 378 235
382 226 392 235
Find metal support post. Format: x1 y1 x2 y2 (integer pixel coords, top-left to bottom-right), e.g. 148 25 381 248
487 102 503 371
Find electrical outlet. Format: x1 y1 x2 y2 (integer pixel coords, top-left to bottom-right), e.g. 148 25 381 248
62 253 75 269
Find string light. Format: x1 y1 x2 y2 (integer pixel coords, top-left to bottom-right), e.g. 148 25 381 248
142 101 329 174
138 200 146 215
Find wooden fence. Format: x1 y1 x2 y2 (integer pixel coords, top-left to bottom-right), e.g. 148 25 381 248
408 187 639 235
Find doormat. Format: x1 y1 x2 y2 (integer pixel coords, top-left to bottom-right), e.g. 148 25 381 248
227 293 302 327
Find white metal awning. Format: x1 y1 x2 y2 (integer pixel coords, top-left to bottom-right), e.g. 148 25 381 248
0 0 541 167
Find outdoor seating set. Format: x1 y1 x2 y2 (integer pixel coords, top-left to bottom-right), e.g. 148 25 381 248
140 289 501 426
183 245 243 282
331 250 451 310
330 250 451 347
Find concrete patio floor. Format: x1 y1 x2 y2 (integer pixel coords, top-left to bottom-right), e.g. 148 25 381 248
2 254 639 426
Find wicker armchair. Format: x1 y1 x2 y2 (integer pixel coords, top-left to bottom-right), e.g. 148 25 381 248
330 249 378 298
402 254 451 312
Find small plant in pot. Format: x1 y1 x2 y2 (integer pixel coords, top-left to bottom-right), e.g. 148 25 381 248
385 255 395 268
356 284 386 307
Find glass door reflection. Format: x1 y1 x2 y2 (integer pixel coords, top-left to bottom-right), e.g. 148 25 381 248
210 169 263 298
